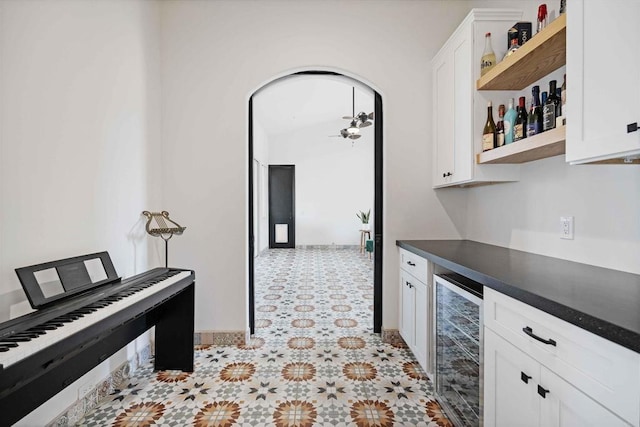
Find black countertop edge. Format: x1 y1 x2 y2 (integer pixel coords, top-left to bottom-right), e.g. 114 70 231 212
397 240 640 354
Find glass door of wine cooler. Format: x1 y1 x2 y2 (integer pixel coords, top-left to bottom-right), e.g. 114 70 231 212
434 274 483 427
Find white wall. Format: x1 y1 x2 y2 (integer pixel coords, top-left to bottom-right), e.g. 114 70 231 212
160 0 471 333
253 122 270 252
466 157 640 274
0 0 163 423
465 0 640 274
255 77 375 246
268 121 374 246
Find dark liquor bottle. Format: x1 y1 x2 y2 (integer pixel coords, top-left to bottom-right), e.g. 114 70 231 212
527 85 542 137
504 31 521 59
543 80 560 131
514 96 527 141
482 101 497 151
496 104 505 147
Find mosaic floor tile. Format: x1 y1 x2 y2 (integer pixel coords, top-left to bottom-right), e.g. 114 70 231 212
79 248 451 426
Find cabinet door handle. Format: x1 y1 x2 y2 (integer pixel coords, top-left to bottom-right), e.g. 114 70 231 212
522 326 557 346
537 385 549 398
627 122 638 133
520 372 532 384
406 261 416 266
446 172 452 177
406 282 413 289
442 173 446 178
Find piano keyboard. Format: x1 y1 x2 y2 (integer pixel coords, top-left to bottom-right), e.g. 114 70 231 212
0 270 191 369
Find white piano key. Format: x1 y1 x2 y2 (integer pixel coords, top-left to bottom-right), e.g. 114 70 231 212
0 271 191 369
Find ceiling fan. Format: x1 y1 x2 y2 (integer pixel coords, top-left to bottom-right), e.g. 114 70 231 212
329 87 374 140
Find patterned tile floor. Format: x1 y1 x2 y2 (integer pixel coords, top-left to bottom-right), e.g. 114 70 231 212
79 248 452 426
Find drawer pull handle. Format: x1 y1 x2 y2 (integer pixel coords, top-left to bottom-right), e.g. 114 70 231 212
406 282 413 289
537 385 549 398
522 326 557 346
406 261 416 266
520 372 532 384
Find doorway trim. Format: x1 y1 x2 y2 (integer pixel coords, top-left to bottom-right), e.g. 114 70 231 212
248 71 383 335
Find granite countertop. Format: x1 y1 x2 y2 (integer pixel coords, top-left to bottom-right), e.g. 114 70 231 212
397 239 640 354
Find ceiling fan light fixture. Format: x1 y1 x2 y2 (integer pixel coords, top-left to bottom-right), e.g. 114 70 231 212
346 126 359 135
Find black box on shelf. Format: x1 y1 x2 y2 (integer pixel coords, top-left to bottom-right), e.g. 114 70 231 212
508 22 532 49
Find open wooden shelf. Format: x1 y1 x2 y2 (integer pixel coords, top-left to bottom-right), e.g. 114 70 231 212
477 13 566 91
477 125 566 164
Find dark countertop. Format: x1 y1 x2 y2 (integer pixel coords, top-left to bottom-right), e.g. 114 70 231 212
397 239 640 354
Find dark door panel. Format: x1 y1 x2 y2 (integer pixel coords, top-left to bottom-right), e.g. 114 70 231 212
269 165 295 248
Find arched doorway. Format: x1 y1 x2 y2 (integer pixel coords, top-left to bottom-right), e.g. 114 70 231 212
248 71 383 335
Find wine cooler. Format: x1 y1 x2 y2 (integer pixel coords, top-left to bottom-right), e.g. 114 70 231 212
434 273 483 427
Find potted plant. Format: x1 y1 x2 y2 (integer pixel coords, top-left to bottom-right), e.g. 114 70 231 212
356 209 371 231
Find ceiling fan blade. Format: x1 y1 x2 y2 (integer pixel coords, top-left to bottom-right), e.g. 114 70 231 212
340 129 349 138
358 121 372 128
342 116 356 120
348 134 362 140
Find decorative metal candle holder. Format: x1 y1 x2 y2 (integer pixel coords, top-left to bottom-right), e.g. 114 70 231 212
142 211 186 268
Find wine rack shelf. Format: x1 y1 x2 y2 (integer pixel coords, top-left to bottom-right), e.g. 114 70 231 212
476 13 566 91
476 125 566 164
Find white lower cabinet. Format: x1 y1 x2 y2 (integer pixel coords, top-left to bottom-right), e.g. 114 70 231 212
539 365 627 427
485 328 627 427
399 269 429 374
485 328 540 427
484 288 638 426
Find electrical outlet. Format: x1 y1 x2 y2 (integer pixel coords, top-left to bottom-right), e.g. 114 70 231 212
560 216 574 239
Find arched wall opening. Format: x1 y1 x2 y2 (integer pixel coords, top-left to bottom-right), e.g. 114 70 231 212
247 70 384 335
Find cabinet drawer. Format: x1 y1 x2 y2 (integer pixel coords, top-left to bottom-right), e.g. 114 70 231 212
398 248 428 284
484 287 640 426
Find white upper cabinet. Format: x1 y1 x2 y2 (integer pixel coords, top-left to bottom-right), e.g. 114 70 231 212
566 0 640 164
432 9 522 188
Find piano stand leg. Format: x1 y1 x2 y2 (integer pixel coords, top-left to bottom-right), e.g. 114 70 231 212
154 282 194 372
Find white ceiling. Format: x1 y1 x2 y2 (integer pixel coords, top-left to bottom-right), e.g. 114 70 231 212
253 74 374 137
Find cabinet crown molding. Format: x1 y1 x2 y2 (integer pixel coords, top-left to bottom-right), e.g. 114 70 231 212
432 8 523 66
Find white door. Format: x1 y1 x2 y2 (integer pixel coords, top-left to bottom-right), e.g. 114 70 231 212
413 280 429 373
400 271 415 348
539 366 628 427
566 0 640 163
484 328 540 427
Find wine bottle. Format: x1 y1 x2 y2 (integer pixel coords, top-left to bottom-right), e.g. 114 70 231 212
482 101 497 151
514 96 527 141
504 98 517 144
481 33 497 76
496 104 505 147
526 85 542 137
561 74 567 124
543 80 560 131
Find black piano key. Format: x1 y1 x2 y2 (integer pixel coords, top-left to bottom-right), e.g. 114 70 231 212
0 341 19 348
0 346 10 352
35 324 58 331
11 333 39 338
2 336 32 342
